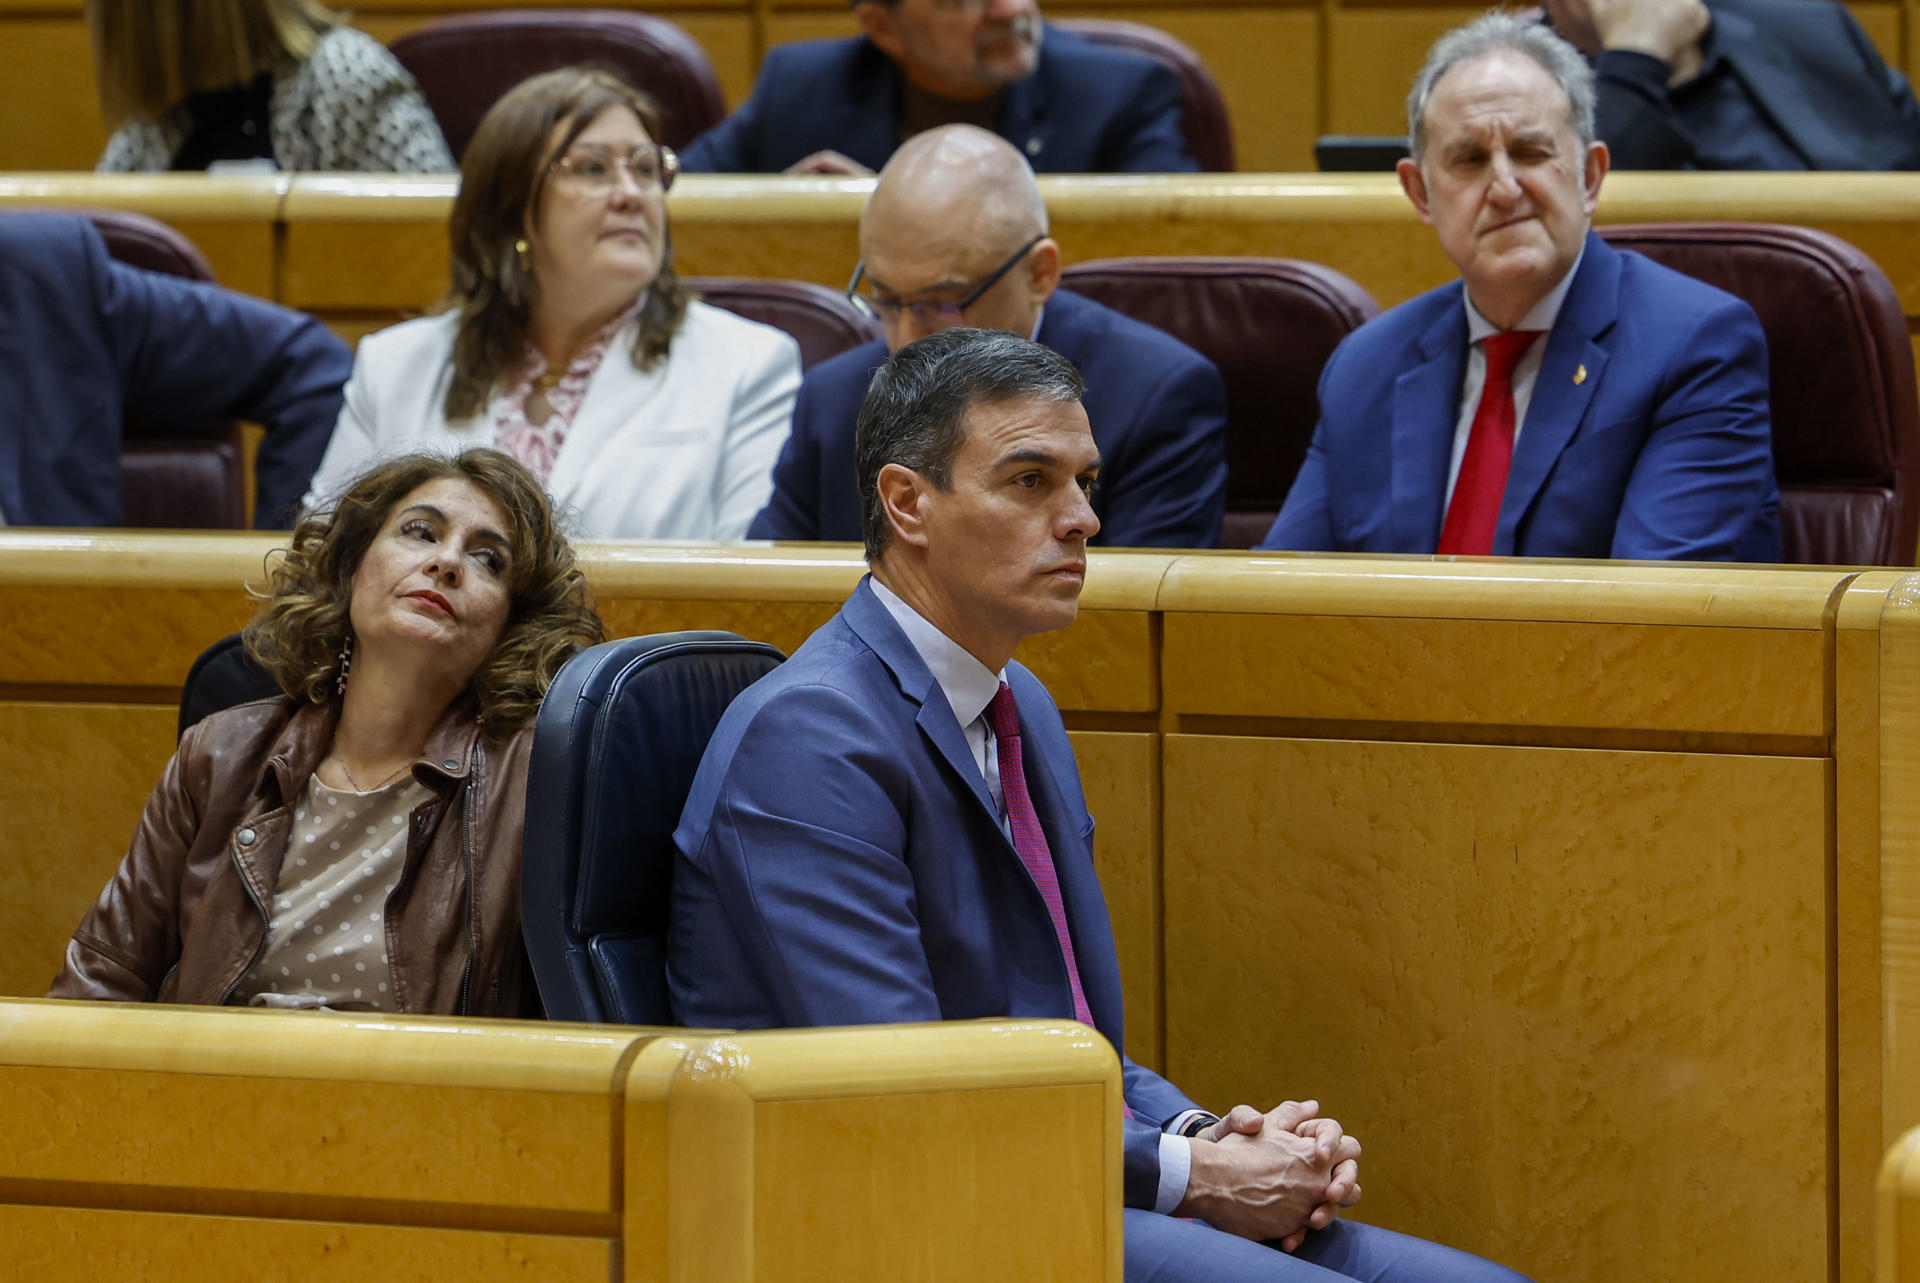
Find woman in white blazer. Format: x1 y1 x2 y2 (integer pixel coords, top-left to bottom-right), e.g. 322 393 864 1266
304 68 800 540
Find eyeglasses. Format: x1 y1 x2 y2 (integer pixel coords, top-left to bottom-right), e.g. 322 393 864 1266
846 234 1045 328
550 144 679 194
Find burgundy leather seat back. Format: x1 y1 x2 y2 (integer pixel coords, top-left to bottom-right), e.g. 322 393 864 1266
1600 223 1920 566
391 10 726 159
684 277 879 371
1061 257 1380 548
1052 18 1234 172
87 209 246 529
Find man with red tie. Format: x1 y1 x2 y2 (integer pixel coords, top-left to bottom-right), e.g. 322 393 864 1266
668 328 1527 1281
1258 13 1780 561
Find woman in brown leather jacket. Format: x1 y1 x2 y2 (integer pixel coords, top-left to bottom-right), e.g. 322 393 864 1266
50 448 603 1015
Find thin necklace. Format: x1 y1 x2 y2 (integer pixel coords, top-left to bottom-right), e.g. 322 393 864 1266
336 757 413 793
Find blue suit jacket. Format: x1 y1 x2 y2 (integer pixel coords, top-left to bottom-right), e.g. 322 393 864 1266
1258 232 1781 561
1586 0 1920 170
748 289 1227 547
681 26 1198 174
670 578 1201 1208
0 213 349 528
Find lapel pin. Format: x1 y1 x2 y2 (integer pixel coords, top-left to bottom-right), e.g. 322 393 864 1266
1573 364 1588 386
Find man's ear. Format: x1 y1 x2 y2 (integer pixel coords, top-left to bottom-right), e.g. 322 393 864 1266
1397 156 1434 226
855 3 907 61
1026 237 1062 305
875 461 932 549
1582 139 1610 213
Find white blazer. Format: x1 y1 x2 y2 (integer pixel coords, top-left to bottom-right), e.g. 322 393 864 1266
303 300 801 540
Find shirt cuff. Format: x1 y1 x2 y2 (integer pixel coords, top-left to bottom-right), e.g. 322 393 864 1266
1154 1133 1193 1214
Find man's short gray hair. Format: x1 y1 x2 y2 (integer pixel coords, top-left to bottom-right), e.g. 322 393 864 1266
1406 12 1596 159
855 328 1086 561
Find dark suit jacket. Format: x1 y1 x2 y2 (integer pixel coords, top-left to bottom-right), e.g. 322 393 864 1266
1588 0 1920 170
748 289 1227 547
669 578 1202 1209
0 214 349 527
680 26 1198 174
1258 232 1782 561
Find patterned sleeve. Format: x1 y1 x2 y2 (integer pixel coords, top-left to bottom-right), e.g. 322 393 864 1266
95 118 178 173
286 27 456 173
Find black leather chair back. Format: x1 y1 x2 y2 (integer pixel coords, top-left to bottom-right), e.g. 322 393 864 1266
178 633 282 740
522 631 785 1024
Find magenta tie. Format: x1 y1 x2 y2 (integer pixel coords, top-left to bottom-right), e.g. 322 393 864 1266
987 682 1097 1030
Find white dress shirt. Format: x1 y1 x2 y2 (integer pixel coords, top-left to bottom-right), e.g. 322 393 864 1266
869 577 1202 1214
1443 246 1585 508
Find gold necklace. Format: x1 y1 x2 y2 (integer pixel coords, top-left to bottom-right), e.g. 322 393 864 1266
335 756 413 794
527 361 568 427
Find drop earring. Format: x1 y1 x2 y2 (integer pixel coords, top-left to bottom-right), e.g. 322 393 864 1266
514 238 531 271
335 635 353 696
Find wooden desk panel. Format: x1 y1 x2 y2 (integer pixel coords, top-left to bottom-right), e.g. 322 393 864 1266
658 1022 1122 1283
1163 734 1830 1283
0 1001 646 1221
1 1206 613 1283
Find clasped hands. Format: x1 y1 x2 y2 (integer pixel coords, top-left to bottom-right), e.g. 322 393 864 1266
1176 1099 1363 1252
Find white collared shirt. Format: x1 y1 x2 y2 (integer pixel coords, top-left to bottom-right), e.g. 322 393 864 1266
1443 246 1586 508
868 576 1204 1214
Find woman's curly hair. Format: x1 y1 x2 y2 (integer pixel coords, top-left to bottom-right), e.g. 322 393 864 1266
243 449 605 740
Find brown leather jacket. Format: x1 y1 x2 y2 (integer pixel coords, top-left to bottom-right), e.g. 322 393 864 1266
50 695 535 1016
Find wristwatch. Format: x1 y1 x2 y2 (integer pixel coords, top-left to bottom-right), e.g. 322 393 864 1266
1179 1112 1221 1138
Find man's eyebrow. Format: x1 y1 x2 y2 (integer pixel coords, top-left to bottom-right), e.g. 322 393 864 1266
863 268 971 297
995 449 1104 472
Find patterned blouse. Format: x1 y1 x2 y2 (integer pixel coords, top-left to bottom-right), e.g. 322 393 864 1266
231 773 430 1010
493 301 642 483
97 28 453 174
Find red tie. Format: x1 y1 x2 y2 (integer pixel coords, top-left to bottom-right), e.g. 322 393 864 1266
1437 329 1542 556
987 683 1097 1030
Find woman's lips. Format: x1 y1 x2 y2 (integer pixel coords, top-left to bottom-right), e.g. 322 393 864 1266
407 590 454 617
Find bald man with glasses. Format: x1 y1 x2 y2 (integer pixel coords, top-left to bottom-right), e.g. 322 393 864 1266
749 124 1226 548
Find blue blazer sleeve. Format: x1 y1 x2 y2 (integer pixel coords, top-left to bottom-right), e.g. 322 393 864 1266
676 682 941 1027
1610 293 1779 561
1095 352 1226 547
102 250 352 527
747 373 826 539
1105 58 1200 173
681 46 793 173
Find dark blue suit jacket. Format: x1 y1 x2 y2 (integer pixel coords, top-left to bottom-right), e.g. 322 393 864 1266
669 578 1201 1208
0 214 349 527
1586 0 1920 170
748 289 1227 547
1258 233 1781 561
680 26 1198 174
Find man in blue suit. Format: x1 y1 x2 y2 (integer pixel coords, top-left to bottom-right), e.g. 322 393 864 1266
1546 0 1920 170
749 124 1226 548
1258 14 1780 561
680 0 1196 175
673 328 1528 1281
0 213 349 528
